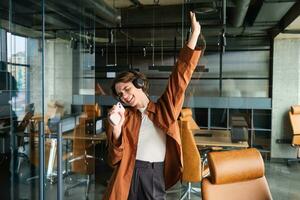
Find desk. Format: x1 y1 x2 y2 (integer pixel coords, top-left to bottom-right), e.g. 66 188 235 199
29 127 107 181
192 129 248 177
192 129 249 148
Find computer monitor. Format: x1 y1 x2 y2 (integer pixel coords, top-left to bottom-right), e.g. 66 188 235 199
85 117 103 135
95 118 103 134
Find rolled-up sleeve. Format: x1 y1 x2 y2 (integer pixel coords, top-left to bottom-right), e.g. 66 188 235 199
106 124 124 167
158 45 202 124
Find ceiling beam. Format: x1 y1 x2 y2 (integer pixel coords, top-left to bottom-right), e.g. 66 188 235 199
53 0 117 28
271 0 300 37
85 0 121 24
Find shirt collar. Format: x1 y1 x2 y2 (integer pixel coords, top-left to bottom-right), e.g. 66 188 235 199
146 101 156 113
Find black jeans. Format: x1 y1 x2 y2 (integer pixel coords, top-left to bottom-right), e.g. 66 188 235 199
128 160 166 200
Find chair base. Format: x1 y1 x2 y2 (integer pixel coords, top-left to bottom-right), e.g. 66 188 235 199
180 182 201 200
65 174 91 200
26 175 39 182
17 152 29 173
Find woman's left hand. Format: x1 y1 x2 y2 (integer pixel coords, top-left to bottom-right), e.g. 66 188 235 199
190 11 201 36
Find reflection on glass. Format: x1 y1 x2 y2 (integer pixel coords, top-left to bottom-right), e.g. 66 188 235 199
7 33 27 65
7 64 28 119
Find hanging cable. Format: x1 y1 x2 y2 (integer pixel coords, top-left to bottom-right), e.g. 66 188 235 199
105 34 108 66
181 1 184 47
114 29 117 66
113 0 117 66
126 28 129 65
161 36 163 65
160 21 163 65
152 1 155 67
221 0 227 53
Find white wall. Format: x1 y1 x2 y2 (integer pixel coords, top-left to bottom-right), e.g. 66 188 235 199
28 38 73 115
27 38 42 113
45 39 73 114
272 38 300 158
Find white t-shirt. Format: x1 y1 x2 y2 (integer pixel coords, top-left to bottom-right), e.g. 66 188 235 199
136 107 166 162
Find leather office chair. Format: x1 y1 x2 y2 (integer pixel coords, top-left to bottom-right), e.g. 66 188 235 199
201 148 272 200
15 110 34 173
287 105 300 165
179 108 214 161
179 108 200 131
178 120 202 200
180 107 210 172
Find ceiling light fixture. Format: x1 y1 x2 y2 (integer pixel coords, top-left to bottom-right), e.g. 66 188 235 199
193 2 217 15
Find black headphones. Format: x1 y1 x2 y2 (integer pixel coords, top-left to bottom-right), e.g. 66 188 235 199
129 70 145 89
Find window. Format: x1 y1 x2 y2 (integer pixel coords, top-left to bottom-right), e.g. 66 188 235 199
7 33 29 119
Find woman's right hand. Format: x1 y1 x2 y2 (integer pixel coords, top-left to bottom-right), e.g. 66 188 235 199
108 104 125 140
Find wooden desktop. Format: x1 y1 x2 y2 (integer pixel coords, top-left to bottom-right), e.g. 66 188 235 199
192 129 249 149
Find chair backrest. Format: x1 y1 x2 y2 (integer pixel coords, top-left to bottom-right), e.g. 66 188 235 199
83 104 101 118
16 111 34 132
180 108 200 130
201 148 272 200
71 118 95 174
179 120 201 182
289 105 300 145
71 111 96 174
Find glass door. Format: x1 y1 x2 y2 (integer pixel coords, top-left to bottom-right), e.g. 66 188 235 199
1 0 44 199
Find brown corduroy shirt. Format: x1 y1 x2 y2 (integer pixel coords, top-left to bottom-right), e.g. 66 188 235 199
103 45 202 200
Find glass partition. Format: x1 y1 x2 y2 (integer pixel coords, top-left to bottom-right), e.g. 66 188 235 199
1 0 43 199
2 0 299 199
43 1 102 199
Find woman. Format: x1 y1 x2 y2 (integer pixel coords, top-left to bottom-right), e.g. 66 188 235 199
104 11 204 200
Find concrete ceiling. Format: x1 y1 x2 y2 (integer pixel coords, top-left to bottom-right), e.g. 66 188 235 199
0 0 299 52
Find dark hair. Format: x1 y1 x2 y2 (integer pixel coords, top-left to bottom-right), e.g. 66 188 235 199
111 70 149 98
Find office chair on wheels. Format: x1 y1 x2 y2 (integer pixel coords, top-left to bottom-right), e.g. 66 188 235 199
65 117 95 200
179 108 200 130
176 108 210 199
287 105 300 166
178 120 209 200
15 109 34 173
65 104 100 200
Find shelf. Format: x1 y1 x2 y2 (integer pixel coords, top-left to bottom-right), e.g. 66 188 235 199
251 128 271 131
211 108 227 128
79 95 272 109
194 108 208 128
73 95 272 154
252 130 271 150
253 109 271 129
209 127 229 130
183 97 271 109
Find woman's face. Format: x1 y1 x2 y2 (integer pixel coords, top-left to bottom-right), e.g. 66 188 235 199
115 81 144 107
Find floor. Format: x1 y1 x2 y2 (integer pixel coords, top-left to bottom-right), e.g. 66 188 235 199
13 158 300 200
